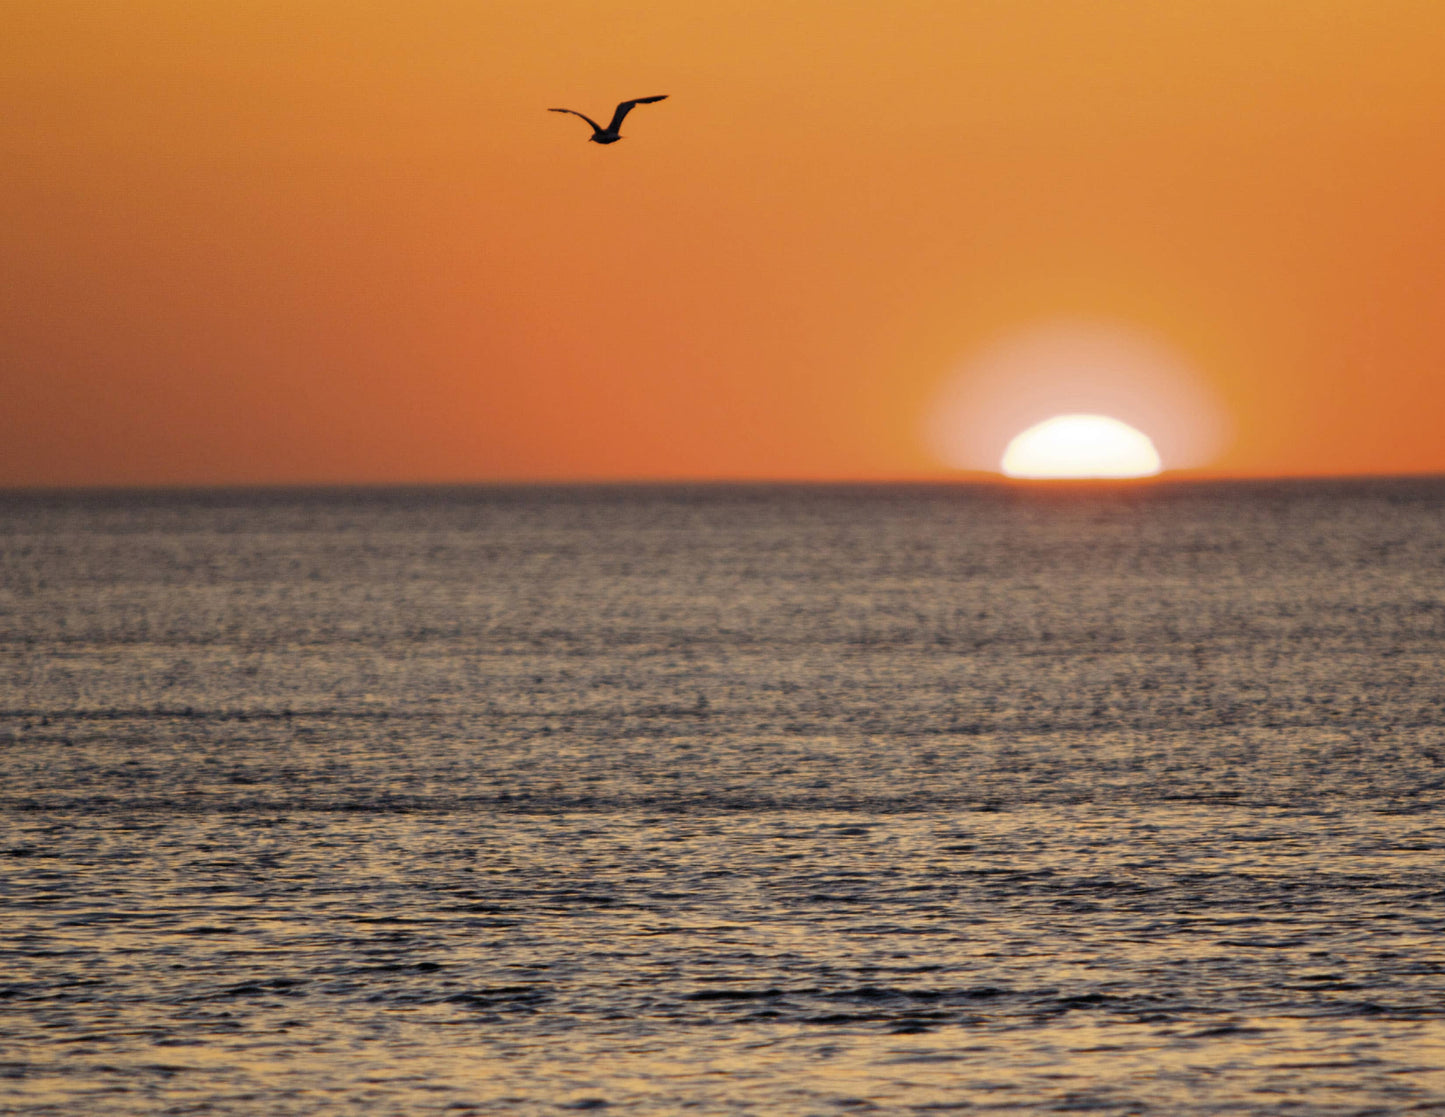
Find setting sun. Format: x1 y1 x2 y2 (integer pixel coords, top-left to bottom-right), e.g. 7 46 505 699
1000 414 1162 479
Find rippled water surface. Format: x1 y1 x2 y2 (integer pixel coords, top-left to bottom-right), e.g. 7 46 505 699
2 481 1443 1114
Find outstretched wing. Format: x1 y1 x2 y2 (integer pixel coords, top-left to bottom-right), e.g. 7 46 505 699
606 95 668 133
548 107 604 133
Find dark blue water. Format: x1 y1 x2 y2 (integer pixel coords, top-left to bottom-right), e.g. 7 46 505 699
2 481 1443 1113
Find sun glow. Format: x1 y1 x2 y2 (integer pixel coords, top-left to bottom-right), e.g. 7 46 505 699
926 321 1229 475
1000 414 1162 479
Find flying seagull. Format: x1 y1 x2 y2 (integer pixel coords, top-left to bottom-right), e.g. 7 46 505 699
549 95 668 144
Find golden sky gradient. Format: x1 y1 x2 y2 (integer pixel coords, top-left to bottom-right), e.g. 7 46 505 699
4 1 1444 485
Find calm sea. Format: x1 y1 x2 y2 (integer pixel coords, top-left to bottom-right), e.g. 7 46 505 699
2 481 1443 1114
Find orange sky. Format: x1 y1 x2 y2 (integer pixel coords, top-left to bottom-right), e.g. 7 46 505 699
3 0 1444 485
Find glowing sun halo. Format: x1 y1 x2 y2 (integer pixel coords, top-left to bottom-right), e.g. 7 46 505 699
1001 414 1163 479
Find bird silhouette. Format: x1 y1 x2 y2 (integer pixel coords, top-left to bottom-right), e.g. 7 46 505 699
549 95 668 144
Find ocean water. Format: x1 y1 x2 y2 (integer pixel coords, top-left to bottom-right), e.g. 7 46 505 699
1 480 1443 1115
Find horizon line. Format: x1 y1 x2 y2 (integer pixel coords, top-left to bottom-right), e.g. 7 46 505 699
3 469 1445 497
